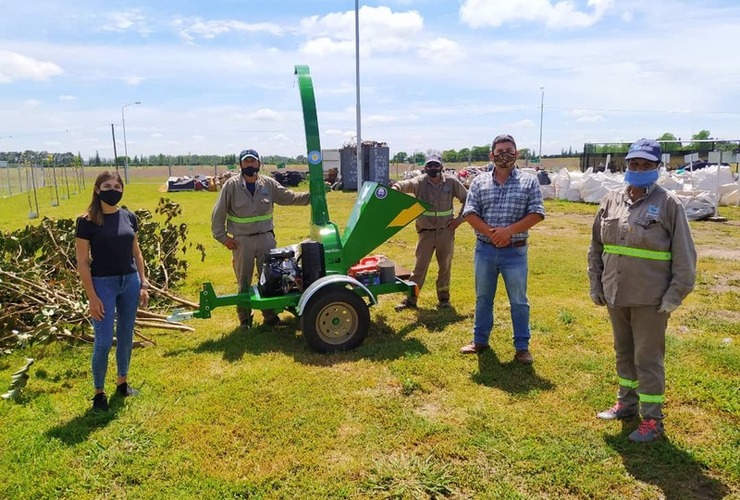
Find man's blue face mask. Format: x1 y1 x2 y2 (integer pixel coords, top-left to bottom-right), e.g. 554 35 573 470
624 168 659 188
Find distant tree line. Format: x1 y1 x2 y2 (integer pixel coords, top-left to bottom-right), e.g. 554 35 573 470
585 130 738 154
0 151 305 167
2 130 734 167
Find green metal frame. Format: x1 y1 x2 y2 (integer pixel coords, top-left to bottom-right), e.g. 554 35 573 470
181 65 428 322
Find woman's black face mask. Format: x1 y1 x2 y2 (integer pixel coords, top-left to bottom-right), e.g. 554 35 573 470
99 189 123 206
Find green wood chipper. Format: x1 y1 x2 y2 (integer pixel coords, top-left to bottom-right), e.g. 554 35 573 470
169 65 429 352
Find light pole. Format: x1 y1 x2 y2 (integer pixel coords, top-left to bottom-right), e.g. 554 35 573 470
354 0 363 192
538 87 544 163
121 101 141 184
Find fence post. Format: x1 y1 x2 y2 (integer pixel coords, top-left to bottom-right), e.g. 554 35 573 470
28 164 39 219
50 161 60 206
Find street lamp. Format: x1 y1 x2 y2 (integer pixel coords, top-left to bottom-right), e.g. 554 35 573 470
538 87 544 163
121 101 141 184
354 0 363 192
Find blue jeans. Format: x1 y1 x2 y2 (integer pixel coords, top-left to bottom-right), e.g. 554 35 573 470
473 241 531 350
91 273 141 390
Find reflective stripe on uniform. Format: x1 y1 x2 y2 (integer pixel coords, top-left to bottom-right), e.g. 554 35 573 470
227 213 273 224
423 209 453 217
639 393 665 404
618 377 639 389
604 244 671 261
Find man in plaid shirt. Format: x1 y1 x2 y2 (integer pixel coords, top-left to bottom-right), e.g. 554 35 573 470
460 134 545 364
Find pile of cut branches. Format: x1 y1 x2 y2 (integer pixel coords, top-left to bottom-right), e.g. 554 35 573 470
0 198 206 355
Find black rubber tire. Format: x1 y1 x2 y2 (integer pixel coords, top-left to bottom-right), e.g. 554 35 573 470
301 288 370 352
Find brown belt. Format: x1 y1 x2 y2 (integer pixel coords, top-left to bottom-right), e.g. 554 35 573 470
478 238 527 248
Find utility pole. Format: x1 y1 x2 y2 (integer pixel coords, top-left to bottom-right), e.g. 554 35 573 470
538 87 544 163
355 0 363 192
111 123 118 171
121 101 141 184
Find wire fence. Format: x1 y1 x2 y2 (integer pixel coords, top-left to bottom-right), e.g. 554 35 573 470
0 164 88 218
0 164 239 219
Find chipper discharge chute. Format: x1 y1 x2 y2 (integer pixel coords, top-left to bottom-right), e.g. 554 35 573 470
169 65 429 352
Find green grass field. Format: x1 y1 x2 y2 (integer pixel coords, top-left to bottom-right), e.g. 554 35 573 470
1 176 738 499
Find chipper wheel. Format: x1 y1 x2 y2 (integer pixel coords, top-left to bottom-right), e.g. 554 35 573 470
301 287 370 352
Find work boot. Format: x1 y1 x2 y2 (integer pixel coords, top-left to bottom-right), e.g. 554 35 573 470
263 315 281 327
514 350 534 365
596 402 638 420
628 419 664 443
239 313 254 330
394 298 418 312
459 342 490 354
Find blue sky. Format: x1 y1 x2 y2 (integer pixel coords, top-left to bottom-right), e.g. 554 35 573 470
1 0 739 160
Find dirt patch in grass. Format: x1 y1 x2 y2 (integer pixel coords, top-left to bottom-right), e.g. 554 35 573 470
533 212 595 237
698 246 740 261
704 270 740 293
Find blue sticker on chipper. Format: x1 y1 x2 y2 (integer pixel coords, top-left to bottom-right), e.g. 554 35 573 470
308 150 322 165
375 187 388 199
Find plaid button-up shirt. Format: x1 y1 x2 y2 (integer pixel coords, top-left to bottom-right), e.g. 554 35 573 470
462 166 545 244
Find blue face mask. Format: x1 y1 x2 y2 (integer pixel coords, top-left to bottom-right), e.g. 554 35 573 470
624 168 659 188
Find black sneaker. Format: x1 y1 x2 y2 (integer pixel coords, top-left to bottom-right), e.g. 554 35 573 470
116 382 139 398
92 393 109 412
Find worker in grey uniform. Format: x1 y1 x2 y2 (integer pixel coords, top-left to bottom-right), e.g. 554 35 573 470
392 154 468 310
211 149 310 328
588 138 696 443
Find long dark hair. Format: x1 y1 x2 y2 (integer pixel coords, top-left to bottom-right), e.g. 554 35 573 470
82 171 124 226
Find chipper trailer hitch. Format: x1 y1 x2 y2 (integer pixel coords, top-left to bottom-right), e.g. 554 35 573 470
168 65 429 352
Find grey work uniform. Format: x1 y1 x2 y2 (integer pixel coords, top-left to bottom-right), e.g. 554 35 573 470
588 184 696 420
395 173 468 304
211 174 309 323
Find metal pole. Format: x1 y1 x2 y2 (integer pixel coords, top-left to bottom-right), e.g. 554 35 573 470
121 101 141 184
63 162 71 199
111 123 118 172
50 158 60 206
355 0 363 192
30 164 39 218
538 87 544 162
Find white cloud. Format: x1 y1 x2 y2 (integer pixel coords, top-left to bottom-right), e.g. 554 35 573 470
299 6 423 57
122 76 144 85
102 10 149 34
252 108 281 122
300 37 354 57
576 115 605 123
460 0 613 29
0 50 63 83
417 38 466 63
59 95 76 101
570 109 604 123
366 115 399 124
513 119 535 128
173 18 285 41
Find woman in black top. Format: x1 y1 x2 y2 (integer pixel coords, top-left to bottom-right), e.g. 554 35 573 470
75 171 149 412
